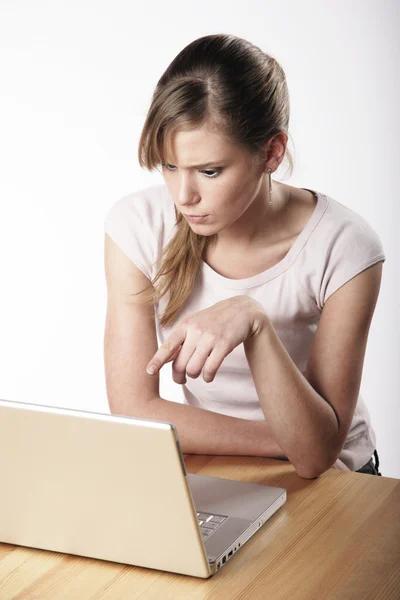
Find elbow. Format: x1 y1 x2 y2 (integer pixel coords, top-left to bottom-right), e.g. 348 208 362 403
295 466 321 480
295 464 328 480
295 437 343 480
296 469 327 480
295 455 336 480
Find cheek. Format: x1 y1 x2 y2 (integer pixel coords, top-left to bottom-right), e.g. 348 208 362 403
214 196 248 226
219 179 254 214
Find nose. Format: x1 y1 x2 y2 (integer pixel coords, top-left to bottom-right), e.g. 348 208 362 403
175 174 201 212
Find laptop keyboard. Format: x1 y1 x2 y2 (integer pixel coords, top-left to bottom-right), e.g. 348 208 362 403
197 511 228 540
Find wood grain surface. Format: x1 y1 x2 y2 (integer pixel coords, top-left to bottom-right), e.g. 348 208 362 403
0 455 398 600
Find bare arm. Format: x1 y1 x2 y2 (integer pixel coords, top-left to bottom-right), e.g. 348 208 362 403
244 262 383 478
120 394 287 459
104 232 286 460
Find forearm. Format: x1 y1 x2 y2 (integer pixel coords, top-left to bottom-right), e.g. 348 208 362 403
243 317 340 478
113 395 287 459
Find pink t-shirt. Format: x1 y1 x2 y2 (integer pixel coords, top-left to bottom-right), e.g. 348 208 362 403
104 183 386 472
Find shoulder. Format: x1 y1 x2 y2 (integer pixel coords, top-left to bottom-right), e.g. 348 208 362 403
104 182 177 245
299 192 386 310
316 193 384 248
103 183 173 280
104 183 169 221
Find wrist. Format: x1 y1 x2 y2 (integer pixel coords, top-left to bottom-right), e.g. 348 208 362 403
251 305 271 338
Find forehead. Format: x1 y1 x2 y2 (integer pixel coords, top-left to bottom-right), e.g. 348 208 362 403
163 125 247 167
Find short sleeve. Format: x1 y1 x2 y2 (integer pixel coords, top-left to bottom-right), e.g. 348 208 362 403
318 216 386 309
103 185 167 281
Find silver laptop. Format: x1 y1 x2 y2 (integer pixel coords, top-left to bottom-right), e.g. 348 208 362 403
0 398 286 578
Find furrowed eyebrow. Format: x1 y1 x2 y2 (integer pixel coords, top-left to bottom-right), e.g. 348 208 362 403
164 160 224 169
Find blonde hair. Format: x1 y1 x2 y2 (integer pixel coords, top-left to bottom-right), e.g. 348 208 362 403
136 33 294 328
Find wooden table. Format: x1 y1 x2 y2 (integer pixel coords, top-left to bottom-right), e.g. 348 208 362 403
0 455 399 600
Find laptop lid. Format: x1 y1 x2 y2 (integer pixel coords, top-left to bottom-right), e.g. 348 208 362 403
0 398 211 578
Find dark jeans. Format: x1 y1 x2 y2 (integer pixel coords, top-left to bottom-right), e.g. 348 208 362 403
355 449 382 476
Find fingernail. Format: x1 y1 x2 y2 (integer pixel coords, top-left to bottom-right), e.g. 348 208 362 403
147 366 156 375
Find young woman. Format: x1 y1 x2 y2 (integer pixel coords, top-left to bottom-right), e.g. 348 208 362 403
104 34 385 478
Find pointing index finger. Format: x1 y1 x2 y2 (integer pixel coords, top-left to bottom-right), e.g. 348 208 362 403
146 337 184 375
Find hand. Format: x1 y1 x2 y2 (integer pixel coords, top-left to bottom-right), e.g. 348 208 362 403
146 296 266 384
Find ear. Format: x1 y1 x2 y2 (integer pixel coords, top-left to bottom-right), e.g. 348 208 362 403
262 133 289 172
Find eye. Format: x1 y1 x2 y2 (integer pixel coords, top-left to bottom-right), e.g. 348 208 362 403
201 169 222 178
161 163 223 178
161 163 176 171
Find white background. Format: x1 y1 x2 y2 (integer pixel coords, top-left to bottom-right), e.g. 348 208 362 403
0 0 398 478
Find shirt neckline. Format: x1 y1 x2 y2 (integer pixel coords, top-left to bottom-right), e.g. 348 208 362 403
200 188 328 289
